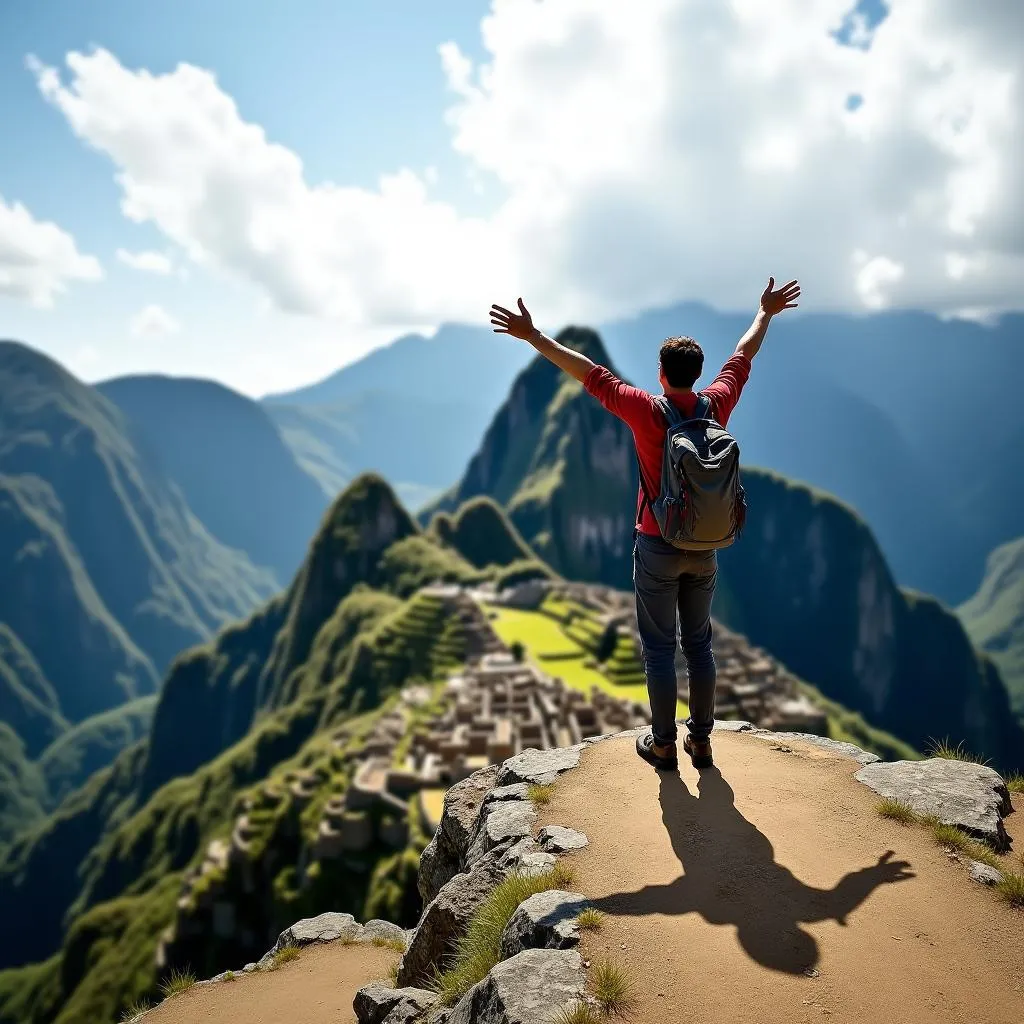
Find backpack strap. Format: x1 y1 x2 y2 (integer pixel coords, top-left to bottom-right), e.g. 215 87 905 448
694 393 713 420
653 395 683 426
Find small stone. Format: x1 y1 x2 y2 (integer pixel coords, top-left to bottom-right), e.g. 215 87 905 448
496 746 583 787
353 984 437 1024
537 825 589 854
500 890 589 958
968 860 1003 886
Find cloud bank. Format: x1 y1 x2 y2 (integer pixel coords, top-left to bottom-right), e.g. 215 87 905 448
28 0 1024 326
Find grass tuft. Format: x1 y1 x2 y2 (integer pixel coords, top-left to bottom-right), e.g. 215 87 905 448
431 864 577 1006
388 960 400 985
120 1000 151 1022
221 971 235 982
269 944 301 969
528 783 555 807
576 908 605 932
925 737 991 766
995 870 1024 910
591 960 634 1015
928 821 1002 868
371 936 408 953
876 798 917 824
551 1000 602 1024
1006 774 1024 795
159 967 197 999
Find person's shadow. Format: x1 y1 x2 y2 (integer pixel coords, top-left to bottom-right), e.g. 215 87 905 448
588 768 915 974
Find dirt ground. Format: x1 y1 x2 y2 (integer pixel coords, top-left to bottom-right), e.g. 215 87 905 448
539 731 1024 1024
143 942 399 1024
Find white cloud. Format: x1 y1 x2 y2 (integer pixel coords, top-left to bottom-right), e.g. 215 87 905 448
116 248 173 274
130 303 180 338
0 195 101 307
28 1 1024 328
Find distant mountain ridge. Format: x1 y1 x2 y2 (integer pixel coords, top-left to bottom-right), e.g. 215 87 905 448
270 307 1024 601
959 535 1024 721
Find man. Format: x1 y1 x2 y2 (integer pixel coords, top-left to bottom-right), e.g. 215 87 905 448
489 277 801 772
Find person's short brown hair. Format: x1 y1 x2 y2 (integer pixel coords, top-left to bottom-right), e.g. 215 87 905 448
659 336 704 389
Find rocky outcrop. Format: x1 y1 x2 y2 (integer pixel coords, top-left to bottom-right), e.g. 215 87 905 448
354 984 438 1024
854 758 1013 851
499 890 589 958
255 912 410 969
419 764 502 904
445 949 590 1024
362 724 1016 1024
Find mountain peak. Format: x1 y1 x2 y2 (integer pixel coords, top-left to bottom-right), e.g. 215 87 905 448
554 325 615 371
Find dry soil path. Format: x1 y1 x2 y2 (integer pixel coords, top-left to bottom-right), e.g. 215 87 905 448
539 731 1023 1024
143 943 399 1024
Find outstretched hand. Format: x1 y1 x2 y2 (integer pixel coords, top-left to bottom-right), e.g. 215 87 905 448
490 298 537 341
760 277 801 316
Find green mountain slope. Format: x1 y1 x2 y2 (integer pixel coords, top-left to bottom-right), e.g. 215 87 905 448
434 329 1024 773
0 475 485 977
0 723 46 847
37 698 157 807
0 340 277 748
0 625 66 759
958 536 1024 719
97 374 328 585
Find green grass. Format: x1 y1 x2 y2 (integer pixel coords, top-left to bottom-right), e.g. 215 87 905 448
528 783 555 807
431 863 576 1006
926 819 1002 869
159 967 197 998
221 971 236 982
576 908 605 931
1006 774 1024 794
488 605 686 715
371 936 408 953
876 798 917 824
551 1001 603 1024
387 960 400 985
119 999 151 1022
995 871 1024 910
925 737 991 766
267 944 301 970
590 960 634 1015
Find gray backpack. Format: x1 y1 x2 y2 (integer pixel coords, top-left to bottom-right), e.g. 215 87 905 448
640 394 747 550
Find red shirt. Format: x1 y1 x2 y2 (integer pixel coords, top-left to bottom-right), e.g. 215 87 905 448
583 354 752 536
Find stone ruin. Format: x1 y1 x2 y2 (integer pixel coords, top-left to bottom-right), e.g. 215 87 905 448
498 578 829 735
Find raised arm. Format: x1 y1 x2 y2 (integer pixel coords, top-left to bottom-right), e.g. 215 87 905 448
489 298 595 383
734 277 801 361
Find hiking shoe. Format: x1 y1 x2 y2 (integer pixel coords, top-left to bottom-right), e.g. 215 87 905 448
636 732 678 772
683 734 714 769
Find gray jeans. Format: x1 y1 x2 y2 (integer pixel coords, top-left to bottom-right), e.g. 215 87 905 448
633 532 718 747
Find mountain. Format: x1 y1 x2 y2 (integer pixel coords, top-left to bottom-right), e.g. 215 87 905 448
959 536 1024 720
426 496 540 570
277 309 1023 602
0 724 45 848
0 340 278 808
97 374 328 585
433 327 1024 773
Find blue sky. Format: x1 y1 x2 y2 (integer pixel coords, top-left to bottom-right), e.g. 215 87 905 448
1 0 1018 397
0 0 491 392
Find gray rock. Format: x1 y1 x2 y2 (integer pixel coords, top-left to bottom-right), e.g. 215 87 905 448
354 984 437 1024
855 758 1012 850
538 825 589 853
258 911 359 965
496 746 582 787
499 890 590 958
483 783 532 805
752 731 879 765
242 962 257 973
447 948 589 1024
498 837 558 877
398 855 506 987
361 919 411 948
968 860 1003 886
714 720 756 732
419 764 501 905
466 800 537 865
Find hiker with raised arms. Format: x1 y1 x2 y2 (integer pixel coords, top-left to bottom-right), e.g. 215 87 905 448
489 277 801 772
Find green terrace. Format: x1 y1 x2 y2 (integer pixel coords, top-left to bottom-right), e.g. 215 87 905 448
485 593 686 719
